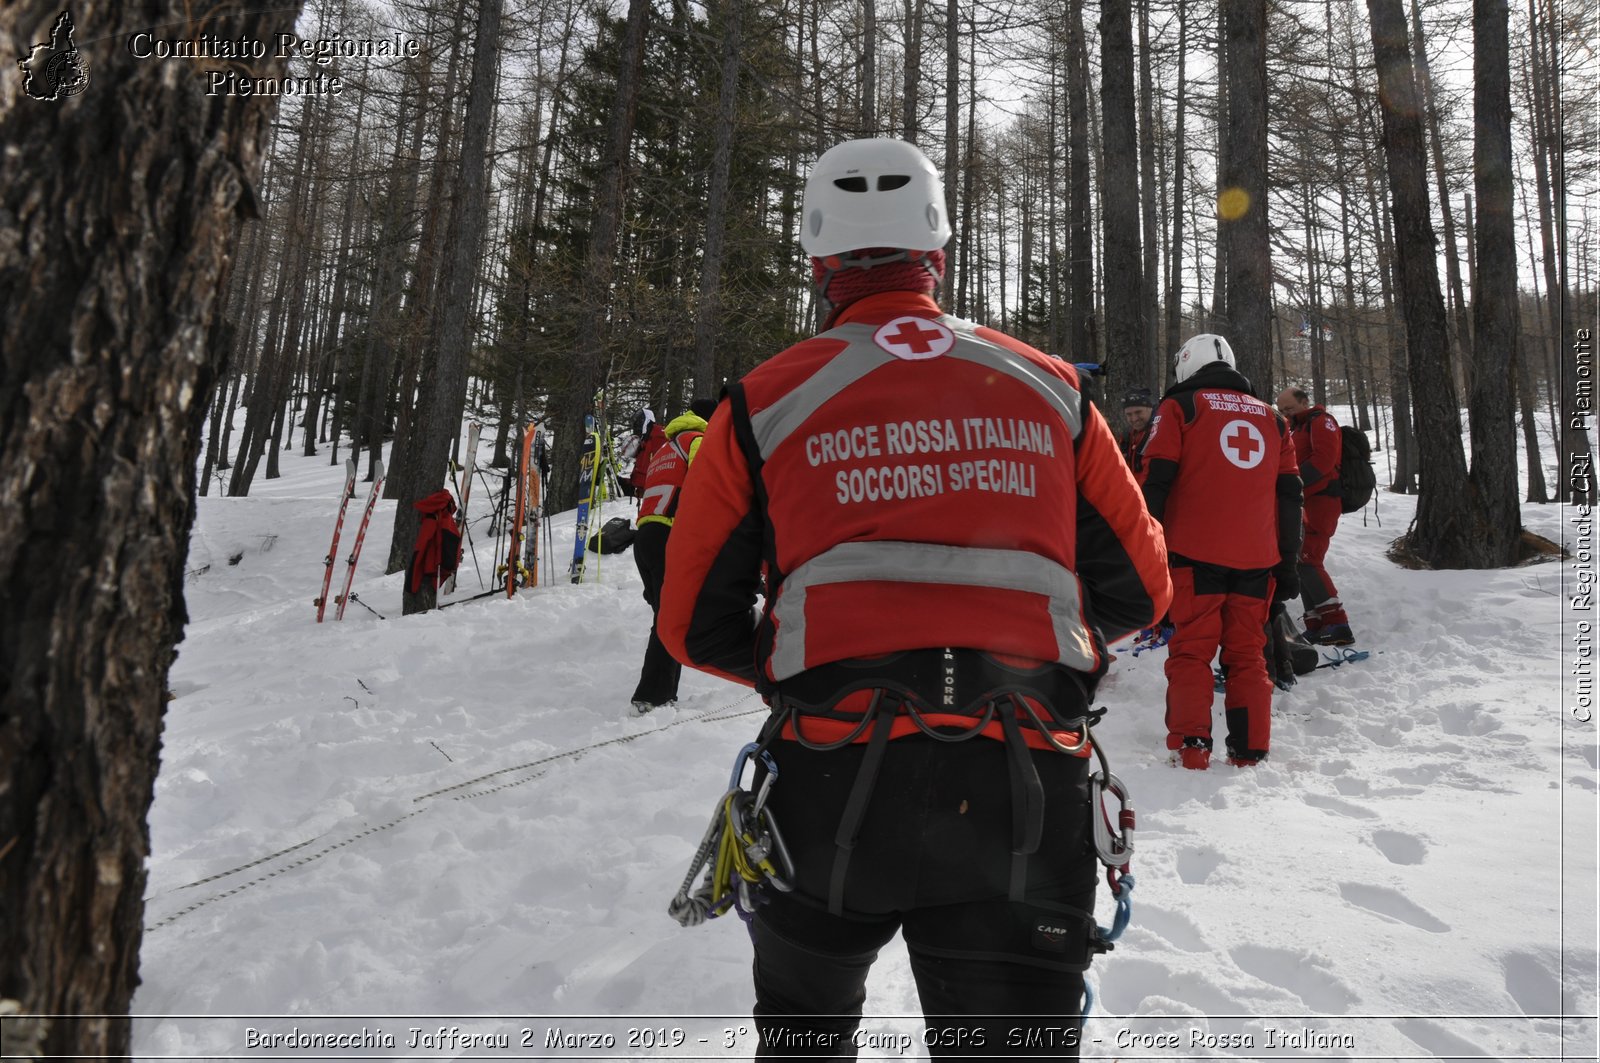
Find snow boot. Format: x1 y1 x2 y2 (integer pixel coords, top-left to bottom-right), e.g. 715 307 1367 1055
1170 737 1212 771
1225 740 1268 768
1305 624 1355 647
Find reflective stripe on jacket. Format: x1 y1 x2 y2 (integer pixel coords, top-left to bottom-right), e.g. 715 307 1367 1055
655 290 1171 709
637 412 707 528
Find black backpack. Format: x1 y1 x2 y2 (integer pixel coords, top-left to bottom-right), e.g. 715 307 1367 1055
588 516 637 555
1338 426 1376 514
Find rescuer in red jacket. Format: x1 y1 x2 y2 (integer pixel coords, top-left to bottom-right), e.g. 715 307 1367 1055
1275 387 1355 646
1141 335 1303 769
629 400 715 716
1120 388 1155 478
657 138 1171 1056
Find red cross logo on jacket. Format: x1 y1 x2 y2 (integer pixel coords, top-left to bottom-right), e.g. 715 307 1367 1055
873 315 955 360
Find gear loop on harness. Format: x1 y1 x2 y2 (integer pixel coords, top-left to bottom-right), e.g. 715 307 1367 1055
669 740 797 928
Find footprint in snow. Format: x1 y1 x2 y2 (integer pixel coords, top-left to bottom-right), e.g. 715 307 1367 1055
1133 904 1210 953
1500 950 1564 1016
1228 944 1356 1014
1395 1017 1487 1060
1370 829 1427 865
1093 957 1247 1018
1302 792 1379 819
1175 847 1224 885
1332 775 1368 797
1338 882 1450 933
1435 702 1504 738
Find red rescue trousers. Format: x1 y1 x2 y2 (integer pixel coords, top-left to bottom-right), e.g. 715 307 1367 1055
1164 561 1274 758
1298 494 1348 627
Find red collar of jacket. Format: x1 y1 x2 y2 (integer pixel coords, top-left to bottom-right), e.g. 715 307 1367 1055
1291 404 1328 429
828 290 945 329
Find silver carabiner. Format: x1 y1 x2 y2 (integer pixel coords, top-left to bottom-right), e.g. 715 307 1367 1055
1090 769 1134 868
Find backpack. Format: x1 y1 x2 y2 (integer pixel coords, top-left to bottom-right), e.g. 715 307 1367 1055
1338 426 1376 514
587 516 637 555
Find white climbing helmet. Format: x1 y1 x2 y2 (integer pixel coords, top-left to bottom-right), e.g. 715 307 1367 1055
1173 333 1237 384
800 138 952 257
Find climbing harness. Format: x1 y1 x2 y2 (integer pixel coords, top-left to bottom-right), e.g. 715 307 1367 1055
668 740 796 927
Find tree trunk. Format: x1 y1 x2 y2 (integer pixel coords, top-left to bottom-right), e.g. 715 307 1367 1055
1465 0 1523 563
1164 0 1187 375
548 0 650 513
692 0 741 398
1136 0 1160 386
392 0 504 614
1065 0 1093 362
862 0 876 134
1221 0 1271 392
0 4 298 1056
902 0 922 143
1409 0 1474 402
943 0 959 308
1099 0 1144 397
1367 0 1478 563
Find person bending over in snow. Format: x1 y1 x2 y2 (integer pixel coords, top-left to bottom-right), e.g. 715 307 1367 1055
1141 334 1303 770
657 137 1171 1057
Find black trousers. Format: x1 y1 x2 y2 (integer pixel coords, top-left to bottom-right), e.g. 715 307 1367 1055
750 734 1098 1059
631 521 681 705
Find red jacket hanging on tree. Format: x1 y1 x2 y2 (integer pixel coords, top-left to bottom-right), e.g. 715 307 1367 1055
408 490 461 592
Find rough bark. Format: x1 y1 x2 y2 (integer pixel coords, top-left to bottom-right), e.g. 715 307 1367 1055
1064 0 1093 363
1163 0 1187 375
0 3 299 1056
1410 0 1473 400
1221 0 1271 393
392 0 504 614
1099 0 1144 395
1466 0 1523 562
1367 0 1478 563
692 0 741 398
548 0 649 513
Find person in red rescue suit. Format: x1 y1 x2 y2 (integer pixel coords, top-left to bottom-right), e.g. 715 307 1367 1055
1275 387 1355 646
656 138 1172 1058
625 409 667 499
630 399 717 716
1140 334 1303 770
1119 388 1155 478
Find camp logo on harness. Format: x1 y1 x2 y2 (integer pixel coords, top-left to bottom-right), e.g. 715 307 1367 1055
1032 922 1071 952
1219 418 1267 470
874 316 955 361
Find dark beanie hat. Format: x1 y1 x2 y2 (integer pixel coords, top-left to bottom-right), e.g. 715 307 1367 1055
689 397 718 420
1122 388 1155 409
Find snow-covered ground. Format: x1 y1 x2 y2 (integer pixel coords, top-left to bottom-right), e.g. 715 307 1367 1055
131 412 1598 1061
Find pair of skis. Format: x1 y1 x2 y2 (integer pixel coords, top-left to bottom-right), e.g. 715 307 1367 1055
443 422 483 597
507 421 543 597
570 390 617 585
315 458 386 622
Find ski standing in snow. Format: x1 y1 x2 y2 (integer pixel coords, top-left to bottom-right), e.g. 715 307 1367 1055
333 460 384 621
314 458 358 622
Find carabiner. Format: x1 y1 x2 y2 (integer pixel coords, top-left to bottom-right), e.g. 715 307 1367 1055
1090 769 1134 870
